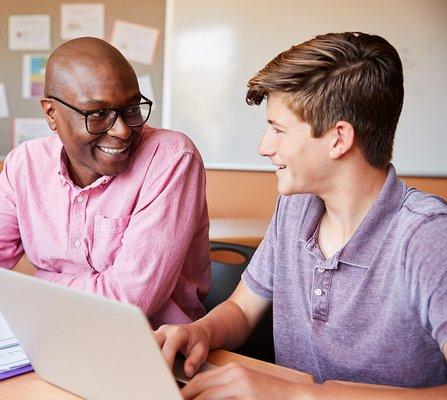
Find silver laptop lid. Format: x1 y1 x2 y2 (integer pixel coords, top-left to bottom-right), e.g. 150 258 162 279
0 268 182 400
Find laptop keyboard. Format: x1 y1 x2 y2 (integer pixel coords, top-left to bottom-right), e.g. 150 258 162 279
173 356 217 386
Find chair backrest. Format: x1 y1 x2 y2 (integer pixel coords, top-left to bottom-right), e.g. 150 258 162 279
204 242 255 311
204 241 275 363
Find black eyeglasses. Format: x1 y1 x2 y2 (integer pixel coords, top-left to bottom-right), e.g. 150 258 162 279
47 94 153 134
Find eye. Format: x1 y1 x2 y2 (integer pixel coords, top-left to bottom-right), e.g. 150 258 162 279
124 106 141 115
273 127 284 134
89 109 109 119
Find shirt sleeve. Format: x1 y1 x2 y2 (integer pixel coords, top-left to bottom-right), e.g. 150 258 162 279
35 151 210 317
241 197 282 301
405 214 447 351
0 155 24 268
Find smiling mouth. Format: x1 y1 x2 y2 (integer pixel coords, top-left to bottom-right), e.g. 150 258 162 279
97 144 131 155
274 164 286 170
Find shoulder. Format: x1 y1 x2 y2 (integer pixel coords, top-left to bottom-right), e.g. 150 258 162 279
397 188 447 268
128 126 205 191
397 188 447 240
402 188 447 217
3 135 60 176
137 126 203 163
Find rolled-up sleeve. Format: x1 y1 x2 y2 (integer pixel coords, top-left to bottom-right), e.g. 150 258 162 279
0 156 24 268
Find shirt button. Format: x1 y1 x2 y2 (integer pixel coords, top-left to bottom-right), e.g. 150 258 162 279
76 196 84 203
317 267 325 273
74 239 81 248
314 288 323 296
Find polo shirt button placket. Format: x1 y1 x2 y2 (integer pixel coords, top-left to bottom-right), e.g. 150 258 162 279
312 263 329 321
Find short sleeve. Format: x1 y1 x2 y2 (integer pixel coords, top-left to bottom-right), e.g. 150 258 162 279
405 214 447 350
241 198 283 301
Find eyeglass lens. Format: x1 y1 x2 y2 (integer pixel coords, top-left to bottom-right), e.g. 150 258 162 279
86 103 151 133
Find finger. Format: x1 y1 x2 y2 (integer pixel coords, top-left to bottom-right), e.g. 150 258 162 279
184 341 209 377
186 383 242 400
182 364 238 399
153 329 167 348
161 330 189 369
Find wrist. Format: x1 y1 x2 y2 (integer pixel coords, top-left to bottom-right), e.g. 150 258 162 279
191 317 214 348
288 382 321 400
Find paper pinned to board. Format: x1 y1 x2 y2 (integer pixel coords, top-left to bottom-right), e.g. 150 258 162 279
0 84 9 119
61 3 105 40
22 55 48 99
8 14 51 51
111 20 159 65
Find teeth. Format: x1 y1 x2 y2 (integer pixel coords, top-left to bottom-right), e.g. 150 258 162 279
98 146 129 155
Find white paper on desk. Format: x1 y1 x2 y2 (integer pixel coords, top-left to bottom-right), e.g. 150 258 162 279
0 345 30 370
0 312 17 349
13 118 53 148
8 14 51 51
61 3 105 40
111 20 159 65
0 84 9 119
137 75 156 108
22 55 48 99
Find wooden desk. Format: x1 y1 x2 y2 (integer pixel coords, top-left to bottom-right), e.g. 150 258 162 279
0 349 313 399
210 218 269 247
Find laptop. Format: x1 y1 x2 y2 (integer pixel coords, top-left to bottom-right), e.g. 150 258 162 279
0 268 213 400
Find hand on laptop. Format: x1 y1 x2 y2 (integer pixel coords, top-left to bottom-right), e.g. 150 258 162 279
181 362 307 400
155 322 211 378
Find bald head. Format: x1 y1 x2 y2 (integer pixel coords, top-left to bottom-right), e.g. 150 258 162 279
45 37 137 99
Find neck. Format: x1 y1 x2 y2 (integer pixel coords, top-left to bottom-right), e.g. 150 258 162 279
67 161 101 188
317 163 388 256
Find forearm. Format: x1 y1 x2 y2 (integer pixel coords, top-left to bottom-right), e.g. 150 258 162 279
302 381 447 400
193 299 253 351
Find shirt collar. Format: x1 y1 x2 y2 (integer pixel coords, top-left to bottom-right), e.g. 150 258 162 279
298 165 407 268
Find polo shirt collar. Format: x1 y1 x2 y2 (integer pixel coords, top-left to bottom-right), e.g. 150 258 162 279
298 165 407 269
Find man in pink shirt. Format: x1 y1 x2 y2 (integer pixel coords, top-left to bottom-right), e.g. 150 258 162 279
0 37 210 327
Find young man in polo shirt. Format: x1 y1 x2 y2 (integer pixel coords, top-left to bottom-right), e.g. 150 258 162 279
156 32 447 399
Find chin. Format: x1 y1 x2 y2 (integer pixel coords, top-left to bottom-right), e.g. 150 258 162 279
277 180 310 196
277 184 295 196
98 162 130 177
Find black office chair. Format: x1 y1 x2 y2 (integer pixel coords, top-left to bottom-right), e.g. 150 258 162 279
204 241 275 363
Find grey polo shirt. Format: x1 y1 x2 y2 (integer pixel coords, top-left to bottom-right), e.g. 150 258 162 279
242 165 447 387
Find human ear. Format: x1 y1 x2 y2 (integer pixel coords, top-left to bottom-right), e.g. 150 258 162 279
329 121 355 160
40 98 58 131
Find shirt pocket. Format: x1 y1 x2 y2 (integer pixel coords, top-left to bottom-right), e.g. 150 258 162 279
88 214 131 272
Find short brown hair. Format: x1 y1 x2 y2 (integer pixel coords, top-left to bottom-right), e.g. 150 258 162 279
246 32 404 169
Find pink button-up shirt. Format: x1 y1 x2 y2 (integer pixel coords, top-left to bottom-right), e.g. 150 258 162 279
0 126 210 327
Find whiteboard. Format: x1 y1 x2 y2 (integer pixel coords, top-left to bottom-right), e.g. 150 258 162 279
163 0 447 176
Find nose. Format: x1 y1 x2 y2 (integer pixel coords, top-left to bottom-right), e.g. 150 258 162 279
258 128 276 158
107 114 132 140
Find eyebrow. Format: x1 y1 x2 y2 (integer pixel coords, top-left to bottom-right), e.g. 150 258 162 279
268 119 286 128
78 93 142 108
